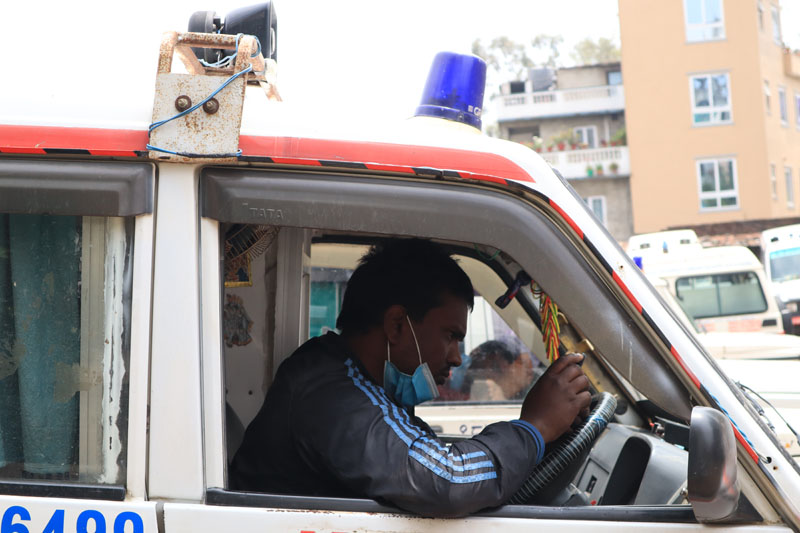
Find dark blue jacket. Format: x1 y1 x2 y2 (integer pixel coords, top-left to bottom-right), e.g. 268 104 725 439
230 332 544 517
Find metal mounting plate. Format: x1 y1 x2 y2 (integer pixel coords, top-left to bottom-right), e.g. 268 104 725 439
149 73 245 163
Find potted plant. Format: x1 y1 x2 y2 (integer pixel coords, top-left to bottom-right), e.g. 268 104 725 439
609 161 619 174
595 164 604 176
586 165 594 177
610 126 627 147
547 129 578 153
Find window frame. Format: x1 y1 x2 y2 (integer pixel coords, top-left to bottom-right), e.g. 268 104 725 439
765 81 771 115
795 92 800 130
0 159 155 500
689 72 732 126
198 166 695 510
778 86 788 126
683 0 725 43
771 164 778 201
584 195 607 226
696 157 739 212
574 125 598 148
786 167 795 209
674 271 769 320
771 4 781 44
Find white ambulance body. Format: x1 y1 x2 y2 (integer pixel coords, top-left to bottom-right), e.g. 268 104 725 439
0 9 800 533
629 234 783 334
761 224 800 334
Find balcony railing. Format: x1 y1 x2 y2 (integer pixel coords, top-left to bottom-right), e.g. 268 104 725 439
496 85 625 121
539 146 629 179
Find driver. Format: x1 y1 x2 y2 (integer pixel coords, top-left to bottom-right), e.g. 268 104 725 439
230 238 591 517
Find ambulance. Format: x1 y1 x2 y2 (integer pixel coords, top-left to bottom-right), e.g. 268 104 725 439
1 3 800 532
628 231 784 334
761 224 800 334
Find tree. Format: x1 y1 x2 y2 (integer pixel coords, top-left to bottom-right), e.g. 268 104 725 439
530 34 564 68
569 37 620 66
472 36 534 82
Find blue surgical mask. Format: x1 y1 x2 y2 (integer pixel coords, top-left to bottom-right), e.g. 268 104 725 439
383 316 440 408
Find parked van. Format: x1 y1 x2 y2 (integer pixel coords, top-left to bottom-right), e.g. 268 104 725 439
1 7 800 532
761 224 800 334
629 234 783 334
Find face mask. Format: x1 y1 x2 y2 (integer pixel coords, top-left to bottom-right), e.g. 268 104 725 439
383 316 440 408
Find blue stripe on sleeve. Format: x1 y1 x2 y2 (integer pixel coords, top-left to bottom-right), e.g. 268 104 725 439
349 360 490 464
511 419 545 464
344 358 497 482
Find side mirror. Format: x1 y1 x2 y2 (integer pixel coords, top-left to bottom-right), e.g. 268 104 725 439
688 406 740 522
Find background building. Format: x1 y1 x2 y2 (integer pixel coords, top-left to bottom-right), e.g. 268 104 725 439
495 63 634 240
619 0 800 245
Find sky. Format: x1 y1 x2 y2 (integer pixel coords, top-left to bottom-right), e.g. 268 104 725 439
2 0 799 131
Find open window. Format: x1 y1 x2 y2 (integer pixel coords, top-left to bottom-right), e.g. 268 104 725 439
0 159 153 499
200 166 759 523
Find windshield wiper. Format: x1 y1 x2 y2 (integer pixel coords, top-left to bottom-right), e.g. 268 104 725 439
736 381 800 446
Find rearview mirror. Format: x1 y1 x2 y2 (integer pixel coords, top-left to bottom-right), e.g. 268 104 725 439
688 406 740 522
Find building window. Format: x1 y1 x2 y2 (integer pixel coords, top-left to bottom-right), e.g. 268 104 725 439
771 164 778 200
697 158 738 211
795 92 800 129
684 0 725 42
771 4 781 44
509 81 526 94
575 126 597 148
607 71 622 86
765 81 771 115
786 167 795 208
584 196 607 225
758 2 764 30
779 87 788 125
690 73 731 125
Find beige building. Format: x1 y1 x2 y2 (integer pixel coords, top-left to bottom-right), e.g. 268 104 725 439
619 0 800 237
495 63 634 240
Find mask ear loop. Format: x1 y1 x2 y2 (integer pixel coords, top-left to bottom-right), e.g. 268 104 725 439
406 316 423 365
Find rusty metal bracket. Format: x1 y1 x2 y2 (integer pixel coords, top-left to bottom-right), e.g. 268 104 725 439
149 31 266 163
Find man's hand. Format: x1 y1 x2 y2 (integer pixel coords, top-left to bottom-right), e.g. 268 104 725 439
519 353 591 443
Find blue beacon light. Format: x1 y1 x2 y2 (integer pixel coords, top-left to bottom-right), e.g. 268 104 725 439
415 52 487 130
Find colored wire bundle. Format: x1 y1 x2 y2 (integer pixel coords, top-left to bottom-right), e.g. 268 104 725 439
532 282 560 362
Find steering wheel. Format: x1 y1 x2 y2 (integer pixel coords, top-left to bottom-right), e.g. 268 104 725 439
508 391 617 505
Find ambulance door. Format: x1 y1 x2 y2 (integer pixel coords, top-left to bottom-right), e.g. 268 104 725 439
177 166 783 532
0 159 158 532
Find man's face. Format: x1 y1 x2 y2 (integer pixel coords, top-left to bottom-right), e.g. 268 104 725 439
509 353 535 397
396 294 468 385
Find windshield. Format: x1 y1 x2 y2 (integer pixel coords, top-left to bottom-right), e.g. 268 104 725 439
769 247 800 283
675 271 767 319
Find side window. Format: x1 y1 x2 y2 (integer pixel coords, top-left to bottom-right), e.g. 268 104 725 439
697 157 738 211
690 73 731 126
771 4 781 44
779 86 788 125
675 271 768 319
684 0 724 42
574 126 597 148
0 214 131 484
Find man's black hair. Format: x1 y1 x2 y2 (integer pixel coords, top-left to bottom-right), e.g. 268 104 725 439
336 239 474 335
